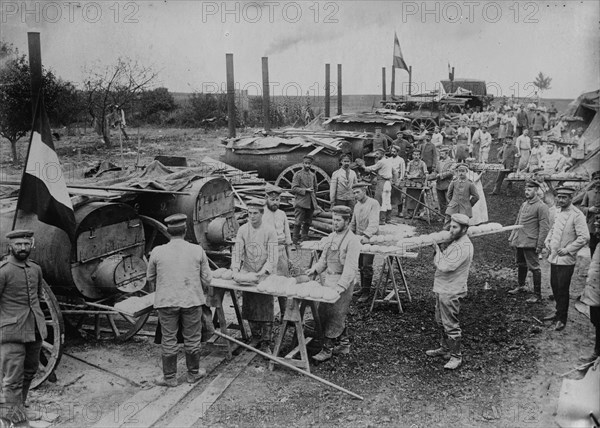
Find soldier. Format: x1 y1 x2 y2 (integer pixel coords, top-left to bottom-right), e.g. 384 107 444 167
232 201 279 353
372 128 389 153
433 147 455 216
0 230 47 423
306 206 361 361
330 153 358 210
291 155 318 244
425 214 474 370
578 170 600 257
507 180 550 303
147 214 212 387
444 163 479 229
363 148 397 225
349 182 380 303
263 184 293 314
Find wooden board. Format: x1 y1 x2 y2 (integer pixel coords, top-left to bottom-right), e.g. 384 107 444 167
165 351 256 427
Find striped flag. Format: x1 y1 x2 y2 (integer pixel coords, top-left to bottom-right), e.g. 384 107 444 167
393 32 409 71
13 95 76 241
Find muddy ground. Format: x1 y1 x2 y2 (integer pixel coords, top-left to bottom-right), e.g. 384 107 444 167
1 128 596 427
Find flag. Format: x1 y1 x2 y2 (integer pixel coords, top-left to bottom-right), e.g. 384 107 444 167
393 32 409 71
13 95 76 241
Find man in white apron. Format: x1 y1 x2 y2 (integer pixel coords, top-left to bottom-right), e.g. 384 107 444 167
306 206 361 362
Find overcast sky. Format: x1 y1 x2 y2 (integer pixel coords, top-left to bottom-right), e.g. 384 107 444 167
2 0 598 99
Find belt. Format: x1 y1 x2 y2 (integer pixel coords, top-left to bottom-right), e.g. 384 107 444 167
326 270 343 275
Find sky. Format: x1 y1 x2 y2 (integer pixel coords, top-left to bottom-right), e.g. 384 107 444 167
1 0 599 99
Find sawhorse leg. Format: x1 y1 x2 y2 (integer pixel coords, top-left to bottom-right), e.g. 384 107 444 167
269 298 312 373
370 256 403 313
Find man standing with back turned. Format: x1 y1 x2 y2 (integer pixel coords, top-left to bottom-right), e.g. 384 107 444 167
147 214 212 387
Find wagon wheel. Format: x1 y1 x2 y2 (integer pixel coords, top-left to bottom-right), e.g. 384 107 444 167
411 118 437 133
275 163 331 209
32 282 64 389
140 215 170 257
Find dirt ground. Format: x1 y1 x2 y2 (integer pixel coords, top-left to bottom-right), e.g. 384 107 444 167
1 128 596 427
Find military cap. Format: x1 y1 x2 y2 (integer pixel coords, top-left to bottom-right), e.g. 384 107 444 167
5 229 34 240
331 205 352 216
450 213 470 226
303 154 314 161
532 136 541 140
246 200 266 208
438 146 450 153
264 183 283 195
591 171 600 180
340 153 352 161
352 182 371 189
396 130 403 135
525 180 540 188
164 213 187 227
456 163 470 171
555 186 576 196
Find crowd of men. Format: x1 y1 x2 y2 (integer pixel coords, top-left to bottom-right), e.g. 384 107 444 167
1 100 598 426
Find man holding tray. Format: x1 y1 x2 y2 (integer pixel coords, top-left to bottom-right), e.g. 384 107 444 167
232 201 279 353
306 206 361 362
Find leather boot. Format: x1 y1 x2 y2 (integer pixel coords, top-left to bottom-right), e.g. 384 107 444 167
155 354 178 387
185 350 206 383
293 224 301 244
385 210 392 224
379 211 386 226
426 331 450 358
444 337 462 370
508 266 527 294
312 337 333 362
259 323 273 355
21 381 31 408
332 329 350 355
527 270 542 303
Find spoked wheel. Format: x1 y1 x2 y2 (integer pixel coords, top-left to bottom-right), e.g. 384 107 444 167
68 280 155 342
140 215 170 257
32 282 64 389
275 163 331 210
411 118 437 133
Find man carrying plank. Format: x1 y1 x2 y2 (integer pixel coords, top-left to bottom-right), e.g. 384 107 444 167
147 214 212 387
306 206 361 362
232 201 279 353
426 213 474 370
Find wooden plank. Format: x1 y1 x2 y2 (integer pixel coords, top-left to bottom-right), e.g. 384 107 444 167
91 386 169 428
166 351 256 427
284 337 313 359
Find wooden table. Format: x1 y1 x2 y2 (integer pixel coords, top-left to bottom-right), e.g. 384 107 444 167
210 278 339 372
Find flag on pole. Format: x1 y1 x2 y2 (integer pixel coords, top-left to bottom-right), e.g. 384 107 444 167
13 95 76 241
393 32 409 71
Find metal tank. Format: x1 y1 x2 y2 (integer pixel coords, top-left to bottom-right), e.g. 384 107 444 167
0 201 147 300
130 176 238 252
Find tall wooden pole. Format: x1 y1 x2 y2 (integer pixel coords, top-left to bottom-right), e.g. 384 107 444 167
391 65 396 98
226 53 236 138
408 65 413 96
325 64 330 117
28 32 42 113
382 67 386 101
262 57 270 131
337 64 342 115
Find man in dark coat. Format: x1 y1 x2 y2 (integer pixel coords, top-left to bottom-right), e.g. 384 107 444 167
291 155 319 244
1 230 48 422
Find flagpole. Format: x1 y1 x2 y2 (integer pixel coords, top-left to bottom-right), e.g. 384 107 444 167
408 66 412 96
12 32 43 230
391 65 395 98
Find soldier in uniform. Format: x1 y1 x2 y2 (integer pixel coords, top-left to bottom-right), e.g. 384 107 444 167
147 214 212 387
291 155 319 244
444 163 479 229
0 230 48 421
306 206 361 361
231 201 279 353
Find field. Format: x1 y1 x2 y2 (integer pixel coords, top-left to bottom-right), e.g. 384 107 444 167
0 124 595 427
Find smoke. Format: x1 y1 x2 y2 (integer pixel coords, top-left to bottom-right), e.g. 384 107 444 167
264 28 344 56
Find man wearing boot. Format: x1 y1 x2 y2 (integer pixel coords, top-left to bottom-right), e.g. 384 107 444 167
291 155 318 245
507 180 550 303
433 146 455 217
232 201 279 353
579 213 600 363
426 214 473 370
543 187 589 331
0 230 47 424
491 137 518 195
350 182 380 303
306 206 361 362
444 163 479 230
147 214 212 387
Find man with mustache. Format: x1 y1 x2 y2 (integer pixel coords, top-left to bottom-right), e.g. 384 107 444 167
330 153 357 210
0 230 48 424
291 155 319 245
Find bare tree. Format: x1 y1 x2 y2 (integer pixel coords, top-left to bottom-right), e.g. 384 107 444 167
84 57 157 148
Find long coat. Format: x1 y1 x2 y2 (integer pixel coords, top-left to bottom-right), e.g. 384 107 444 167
0 257 48 343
